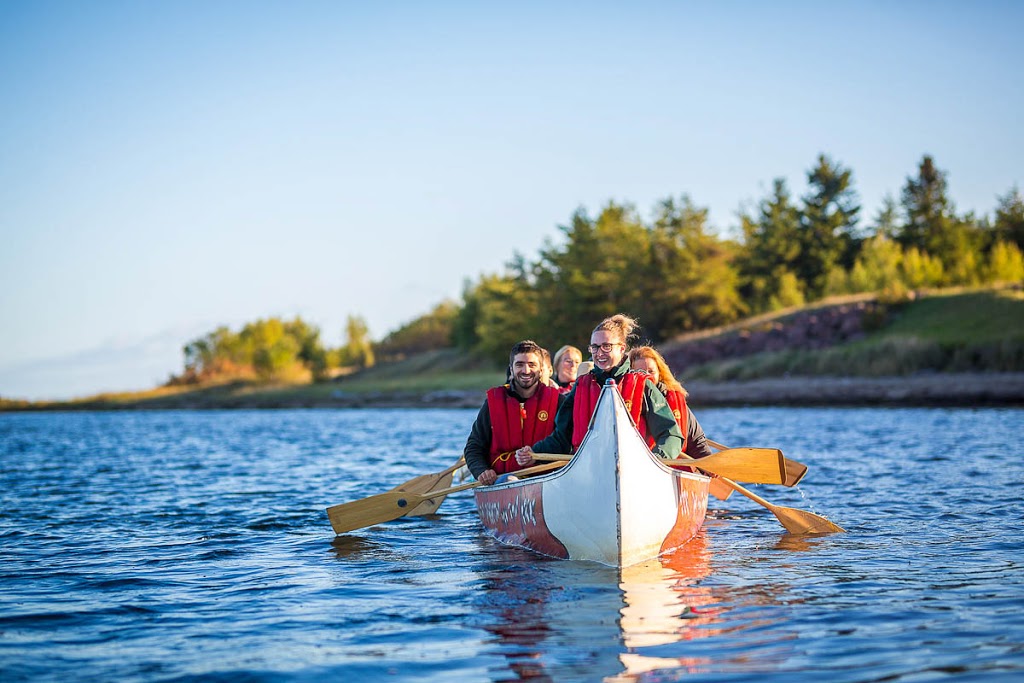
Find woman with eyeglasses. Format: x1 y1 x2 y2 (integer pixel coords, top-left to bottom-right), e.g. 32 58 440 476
629 345 713 460
514 314 683 466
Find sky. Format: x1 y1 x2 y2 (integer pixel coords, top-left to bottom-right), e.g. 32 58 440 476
2 1 1022 401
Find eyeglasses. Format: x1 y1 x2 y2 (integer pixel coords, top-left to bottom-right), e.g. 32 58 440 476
588 343 623 354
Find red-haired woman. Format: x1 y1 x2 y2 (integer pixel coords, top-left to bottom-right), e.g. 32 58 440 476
628 346 713 460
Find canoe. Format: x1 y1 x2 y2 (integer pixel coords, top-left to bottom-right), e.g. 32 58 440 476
473 379 710 567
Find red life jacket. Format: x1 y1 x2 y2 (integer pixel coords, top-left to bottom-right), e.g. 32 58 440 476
486 384 560 474
571 371 651 450
664 388 689 452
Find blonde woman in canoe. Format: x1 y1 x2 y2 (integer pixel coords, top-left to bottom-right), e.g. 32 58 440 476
551 344 583 395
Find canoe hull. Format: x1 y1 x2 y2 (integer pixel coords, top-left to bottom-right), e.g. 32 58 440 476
474 381 709 567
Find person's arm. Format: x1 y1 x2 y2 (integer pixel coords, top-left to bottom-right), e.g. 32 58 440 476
530 385 575 454
683 408 713 459
463 401 496 483
643 381 683 460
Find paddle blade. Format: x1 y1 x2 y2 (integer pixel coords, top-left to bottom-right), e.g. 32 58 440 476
708 477 734 501
668 448 786 485
772 505 846 535
706 447 785 484
706 438 809 487
326 489 425 535
784 458 809 486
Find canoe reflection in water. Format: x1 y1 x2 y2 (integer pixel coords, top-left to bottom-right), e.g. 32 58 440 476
612 530 719 680
476 528 788 681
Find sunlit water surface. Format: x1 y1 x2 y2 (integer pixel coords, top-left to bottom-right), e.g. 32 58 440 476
1 407 1022 682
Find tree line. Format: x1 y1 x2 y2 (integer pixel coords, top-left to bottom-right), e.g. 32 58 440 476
173 153 1024 382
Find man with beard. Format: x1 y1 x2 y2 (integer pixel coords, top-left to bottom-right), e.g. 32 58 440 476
463 340 567 486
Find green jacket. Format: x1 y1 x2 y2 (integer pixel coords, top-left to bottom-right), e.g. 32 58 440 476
531 358 683 459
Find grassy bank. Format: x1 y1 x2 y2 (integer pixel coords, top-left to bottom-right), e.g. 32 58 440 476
681 287 1024 381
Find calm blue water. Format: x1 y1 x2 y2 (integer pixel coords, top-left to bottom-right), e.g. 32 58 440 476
1 406 1022 682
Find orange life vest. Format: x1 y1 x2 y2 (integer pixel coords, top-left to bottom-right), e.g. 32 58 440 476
571 371 650 450
486 384 560 474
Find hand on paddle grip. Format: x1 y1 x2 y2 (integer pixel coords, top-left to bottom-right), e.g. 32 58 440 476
515 446 536 467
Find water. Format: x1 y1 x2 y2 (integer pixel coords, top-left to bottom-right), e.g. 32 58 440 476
1 406 1022 682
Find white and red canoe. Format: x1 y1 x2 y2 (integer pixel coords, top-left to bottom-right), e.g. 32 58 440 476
473 380 710 567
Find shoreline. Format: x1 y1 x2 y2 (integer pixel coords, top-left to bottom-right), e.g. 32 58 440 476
391 372 1024 409
5 372 1022 411
683 372 1024 408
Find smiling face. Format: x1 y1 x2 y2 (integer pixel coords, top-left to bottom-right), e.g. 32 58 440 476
511 352 542 394
631 355 659 384
556 349 582 384
589 330 625 371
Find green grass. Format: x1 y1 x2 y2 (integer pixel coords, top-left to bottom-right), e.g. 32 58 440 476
877 289 1024 345
684 287 1024 380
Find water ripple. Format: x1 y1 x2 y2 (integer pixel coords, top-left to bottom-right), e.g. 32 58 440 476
1 407 1023 682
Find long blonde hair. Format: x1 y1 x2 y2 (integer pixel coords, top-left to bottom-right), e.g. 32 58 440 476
629 345 687 397
592 313 640 346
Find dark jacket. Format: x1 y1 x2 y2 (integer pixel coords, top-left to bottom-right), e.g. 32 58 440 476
657 381 714 459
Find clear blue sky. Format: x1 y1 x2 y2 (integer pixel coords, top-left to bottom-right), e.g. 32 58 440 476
2 1 1022 400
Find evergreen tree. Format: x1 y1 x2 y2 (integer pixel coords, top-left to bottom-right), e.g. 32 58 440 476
532 204 648 345
735 178 803 312
871 194 900 240
897 155 983 283
798 155 861 298
899 155 951 254
642 195 744 338
467 272 541 364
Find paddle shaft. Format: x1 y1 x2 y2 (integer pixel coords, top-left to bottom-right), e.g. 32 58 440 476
392 457 466 491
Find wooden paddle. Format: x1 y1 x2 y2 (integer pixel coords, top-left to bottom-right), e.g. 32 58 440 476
721 478 845 534
673 450 844 534
533 447 788 485
389 457 465 516
326 460 567 535
708 439 808 486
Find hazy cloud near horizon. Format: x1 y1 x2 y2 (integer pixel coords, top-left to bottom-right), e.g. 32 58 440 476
0 328 199 401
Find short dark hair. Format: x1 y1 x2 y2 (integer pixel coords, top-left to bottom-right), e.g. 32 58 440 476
509 340 545 367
